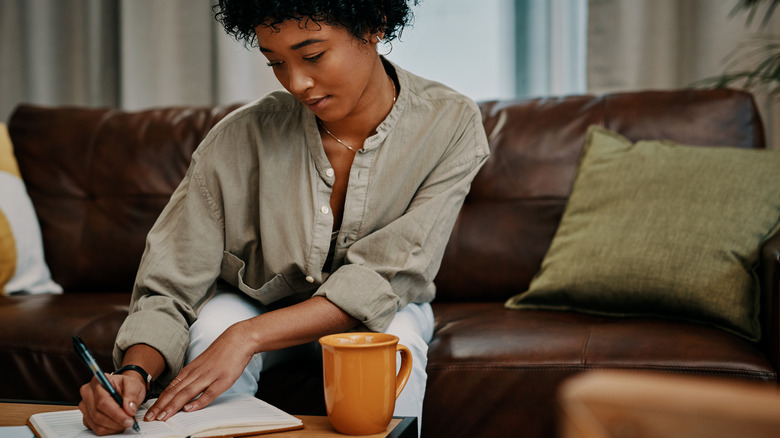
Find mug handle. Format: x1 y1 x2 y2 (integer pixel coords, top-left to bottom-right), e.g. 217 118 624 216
395 344 413 399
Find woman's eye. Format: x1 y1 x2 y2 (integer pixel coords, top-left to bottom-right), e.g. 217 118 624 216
304 52 324 62
266 61 284 68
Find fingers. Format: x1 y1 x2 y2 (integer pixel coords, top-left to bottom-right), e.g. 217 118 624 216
145 368 234 421
146 374 200 421
79 396 130 436
146 377 180 421
79 374 140 436
182 385 222 413
115 373 146 417
144 326 253 422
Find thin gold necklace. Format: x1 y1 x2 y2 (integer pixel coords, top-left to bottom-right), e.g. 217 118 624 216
319 77 397 153
318 120 359 152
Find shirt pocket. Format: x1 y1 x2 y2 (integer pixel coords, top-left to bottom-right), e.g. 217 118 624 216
220 251 293 305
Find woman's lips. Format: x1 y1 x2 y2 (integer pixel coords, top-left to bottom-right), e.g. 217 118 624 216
304 96 329 112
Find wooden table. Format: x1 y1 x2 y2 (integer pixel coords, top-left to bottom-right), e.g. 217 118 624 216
0 402 417 438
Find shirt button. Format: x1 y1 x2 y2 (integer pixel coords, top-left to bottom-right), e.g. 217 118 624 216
325 168 334 177
305 276 315 283
320 205 329 215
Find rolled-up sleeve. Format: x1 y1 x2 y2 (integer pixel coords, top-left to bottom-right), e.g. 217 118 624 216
113 152 226 386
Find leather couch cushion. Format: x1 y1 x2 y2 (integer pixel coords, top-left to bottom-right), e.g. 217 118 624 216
423 302 776 438
507 126 780 342
0 293 129 401
8 105 241 292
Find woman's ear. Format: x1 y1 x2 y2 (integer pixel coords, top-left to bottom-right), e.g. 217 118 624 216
371 31 384 44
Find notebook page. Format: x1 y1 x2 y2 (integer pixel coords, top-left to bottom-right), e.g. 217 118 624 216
163 394 301 437
30 409 178 438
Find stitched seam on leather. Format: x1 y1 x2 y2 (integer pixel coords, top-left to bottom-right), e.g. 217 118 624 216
581 323 594 366
426 363 776 379
427 364 587 370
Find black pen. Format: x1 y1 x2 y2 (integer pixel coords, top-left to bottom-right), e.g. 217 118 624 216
73 336 140 433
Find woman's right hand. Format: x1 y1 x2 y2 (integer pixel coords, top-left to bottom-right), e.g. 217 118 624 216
78 372 146 436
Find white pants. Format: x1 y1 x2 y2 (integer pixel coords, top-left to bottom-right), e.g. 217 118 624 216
186 291 434 430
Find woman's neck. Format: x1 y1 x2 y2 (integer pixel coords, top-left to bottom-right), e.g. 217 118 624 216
318 57 396 145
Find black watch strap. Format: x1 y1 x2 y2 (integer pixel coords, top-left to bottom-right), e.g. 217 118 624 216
114 364 152 390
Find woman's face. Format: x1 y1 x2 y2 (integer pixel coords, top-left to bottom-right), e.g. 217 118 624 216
255 19 382 123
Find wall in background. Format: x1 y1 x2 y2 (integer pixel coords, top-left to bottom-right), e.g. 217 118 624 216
385 0 588 101
386 0 516 101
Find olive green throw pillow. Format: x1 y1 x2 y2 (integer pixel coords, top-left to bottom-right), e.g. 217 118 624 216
505 125 780 342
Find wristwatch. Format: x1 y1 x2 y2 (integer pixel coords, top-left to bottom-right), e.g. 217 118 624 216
113 364 152 391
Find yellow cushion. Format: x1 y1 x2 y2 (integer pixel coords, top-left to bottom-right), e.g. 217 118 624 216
0 209 15 295
0 125 18 294
0 123 62 296
0 124 21 177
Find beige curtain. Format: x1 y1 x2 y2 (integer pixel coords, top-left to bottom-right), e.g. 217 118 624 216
588 0 780 149
0 0 119 122
0 0 280 123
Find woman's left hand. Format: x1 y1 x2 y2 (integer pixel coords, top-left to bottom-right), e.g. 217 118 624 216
143 321 255 422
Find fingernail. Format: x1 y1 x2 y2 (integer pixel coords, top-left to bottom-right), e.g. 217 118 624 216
123 419 134 428
184 404 192 411
145 411 155 421
129 402 138 413
156 411 168 421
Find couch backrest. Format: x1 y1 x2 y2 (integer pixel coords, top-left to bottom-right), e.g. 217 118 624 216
9 88 765 298
9 104 241 292
434 88 765 301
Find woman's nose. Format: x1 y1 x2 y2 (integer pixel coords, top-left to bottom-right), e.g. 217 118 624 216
288 68 314 95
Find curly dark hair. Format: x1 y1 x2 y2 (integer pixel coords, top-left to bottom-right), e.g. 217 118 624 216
213 0 418 47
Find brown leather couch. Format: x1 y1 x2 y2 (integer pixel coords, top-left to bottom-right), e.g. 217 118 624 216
2 88 777 438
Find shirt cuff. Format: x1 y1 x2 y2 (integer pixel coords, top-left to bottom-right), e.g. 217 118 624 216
113 304 190 389
313 264 400 332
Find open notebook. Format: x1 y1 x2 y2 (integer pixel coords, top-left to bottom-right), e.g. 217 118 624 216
27 394 303 438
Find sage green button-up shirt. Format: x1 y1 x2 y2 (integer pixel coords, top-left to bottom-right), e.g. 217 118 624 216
114 61 490 383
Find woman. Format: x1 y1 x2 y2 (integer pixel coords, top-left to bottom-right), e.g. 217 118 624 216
78 0 489 435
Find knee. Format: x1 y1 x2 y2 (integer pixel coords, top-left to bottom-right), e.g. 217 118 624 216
392 334 429 377
189 312 233 345
400 332 429 357
386 317 433 369
190 292 264 345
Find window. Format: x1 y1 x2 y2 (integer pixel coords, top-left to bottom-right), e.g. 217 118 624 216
387 0 588 101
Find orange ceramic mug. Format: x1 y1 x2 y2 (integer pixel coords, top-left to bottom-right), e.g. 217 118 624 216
319 332 412 435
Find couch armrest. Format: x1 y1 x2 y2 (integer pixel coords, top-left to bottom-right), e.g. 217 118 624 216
760 229 780 375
